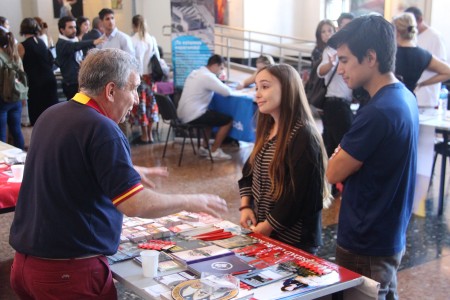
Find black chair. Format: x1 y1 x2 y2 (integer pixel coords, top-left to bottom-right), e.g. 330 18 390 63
429 128 450 215
154 93 213 166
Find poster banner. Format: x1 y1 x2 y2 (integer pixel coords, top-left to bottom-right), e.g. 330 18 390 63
171 0 215 89
53 0 84 18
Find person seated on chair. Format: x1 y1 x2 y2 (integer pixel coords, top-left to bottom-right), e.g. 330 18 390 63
177 54 233 160
236 54 274 90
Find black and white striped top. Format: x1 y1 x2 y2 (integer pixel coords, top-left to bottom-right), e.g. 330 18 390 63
239 119 323 249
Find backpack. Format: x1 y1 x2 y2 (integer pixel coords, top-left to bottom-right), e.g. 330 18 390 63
0 53 28 103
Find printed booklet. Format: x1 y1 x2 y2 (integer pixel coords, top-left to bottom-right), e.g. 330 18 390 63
188 254 255 276
170 245 233 265
237 263 296 288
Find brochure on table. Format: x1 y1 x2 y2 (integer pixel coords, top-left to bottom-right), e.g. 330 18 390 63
110 213 364 300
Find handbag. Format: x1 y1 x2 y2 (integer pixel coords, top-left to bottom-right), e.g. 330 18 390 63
306 60 338 109
149 54 164 82
147 36 164 82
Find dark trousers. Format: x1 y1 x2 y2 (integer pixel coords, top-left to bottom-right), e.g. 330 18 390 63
336 245 404 300
62 82 79 101
322 97 354 157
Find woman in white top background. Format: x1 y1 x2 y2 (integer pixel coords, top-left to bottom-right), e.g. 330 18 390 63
130 14 160 144
131 14 160 78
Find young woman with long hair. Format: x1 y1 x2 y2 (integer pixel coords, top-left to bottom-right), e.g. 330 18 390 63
239 64 331 254
130 14 160 144
311 19 336 65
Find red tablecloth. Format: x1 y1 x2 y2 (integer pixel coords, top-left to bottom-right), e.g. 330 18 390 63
0 165 20 210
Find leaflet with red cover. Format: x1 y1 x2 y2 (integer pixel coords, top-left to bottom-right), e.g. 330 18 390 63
246 233 363 299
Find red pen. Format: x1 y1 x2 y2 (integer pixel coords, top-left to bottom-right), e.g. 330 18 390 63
232 269 253 275
192 229 224 238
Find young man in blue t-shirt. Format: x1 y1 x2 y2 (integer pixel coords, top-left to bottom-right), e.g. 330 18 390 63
326 15 419 299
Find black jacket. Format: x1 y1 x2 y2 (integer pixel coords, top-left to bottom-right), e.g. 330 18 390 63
56 38 94 84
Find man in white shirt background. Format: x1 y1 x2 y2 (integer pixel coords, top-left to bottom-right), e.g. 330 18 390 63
97 8 134 56
177 54 233 160
405 6 447 109
97 8 135 140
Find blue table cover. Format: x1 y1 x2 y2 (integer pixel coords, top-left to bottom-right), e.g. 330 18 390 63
210 93 257 142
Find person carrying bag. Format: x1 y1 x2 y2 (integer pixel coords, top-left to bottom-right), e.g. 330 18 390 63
305 60 337 110
0 30 26 149
0 52 28 103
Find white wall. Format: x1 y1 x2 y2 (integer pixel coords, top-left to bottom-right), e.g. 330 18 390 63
135 0 172 55
0 0 36 40
429 0 450 62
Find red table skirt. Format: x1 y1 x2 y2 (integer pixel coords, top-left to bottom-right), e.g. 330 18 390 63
0 165 20 211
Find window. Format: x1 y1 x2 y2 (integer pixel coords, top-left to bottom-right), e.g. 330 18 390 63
325 0 350 21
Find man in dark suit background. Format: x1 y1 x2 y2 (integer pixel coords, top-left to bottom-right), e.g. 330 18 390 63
83 16 103 40
82 16 103 56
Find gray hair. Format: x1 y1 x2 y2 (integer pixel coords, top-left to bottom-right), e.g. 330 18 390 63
78 48 139 96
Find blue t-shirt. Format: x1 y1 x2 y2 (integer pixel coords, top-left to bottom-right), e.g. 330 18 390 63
338 83 419 256
9 98 142 258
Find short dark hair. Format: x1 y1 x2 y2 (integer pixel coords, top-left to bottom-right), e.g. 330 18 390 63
404 7 422 22
328 14 396 74
99 8 114 20
337 12 354 27
207 54 225 66
19 18 40 36
58 16 76 32
0 16 8 27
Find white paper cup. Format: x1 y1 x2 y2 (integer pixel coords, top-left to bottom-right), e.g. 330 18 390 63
10 164 24 181
140 250 159 278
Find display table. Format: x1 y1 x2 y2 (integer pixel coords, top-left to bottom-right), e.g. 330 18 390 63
111 238 371 300
414 114 450 216
413 113 450 216
110 213 376 300
210 90 257 142
0 142 23 214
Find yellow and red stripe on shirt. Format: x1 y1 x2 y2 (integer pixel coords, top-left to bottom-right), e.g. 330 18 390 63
72 93 108 117
73 93 145 206
112 183 144 207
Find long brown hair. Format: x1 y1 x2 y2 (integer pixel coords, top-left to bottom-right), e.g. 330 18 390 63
132 14 147 40
315 19 336 51
249 64 331 206
0 30 20 63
